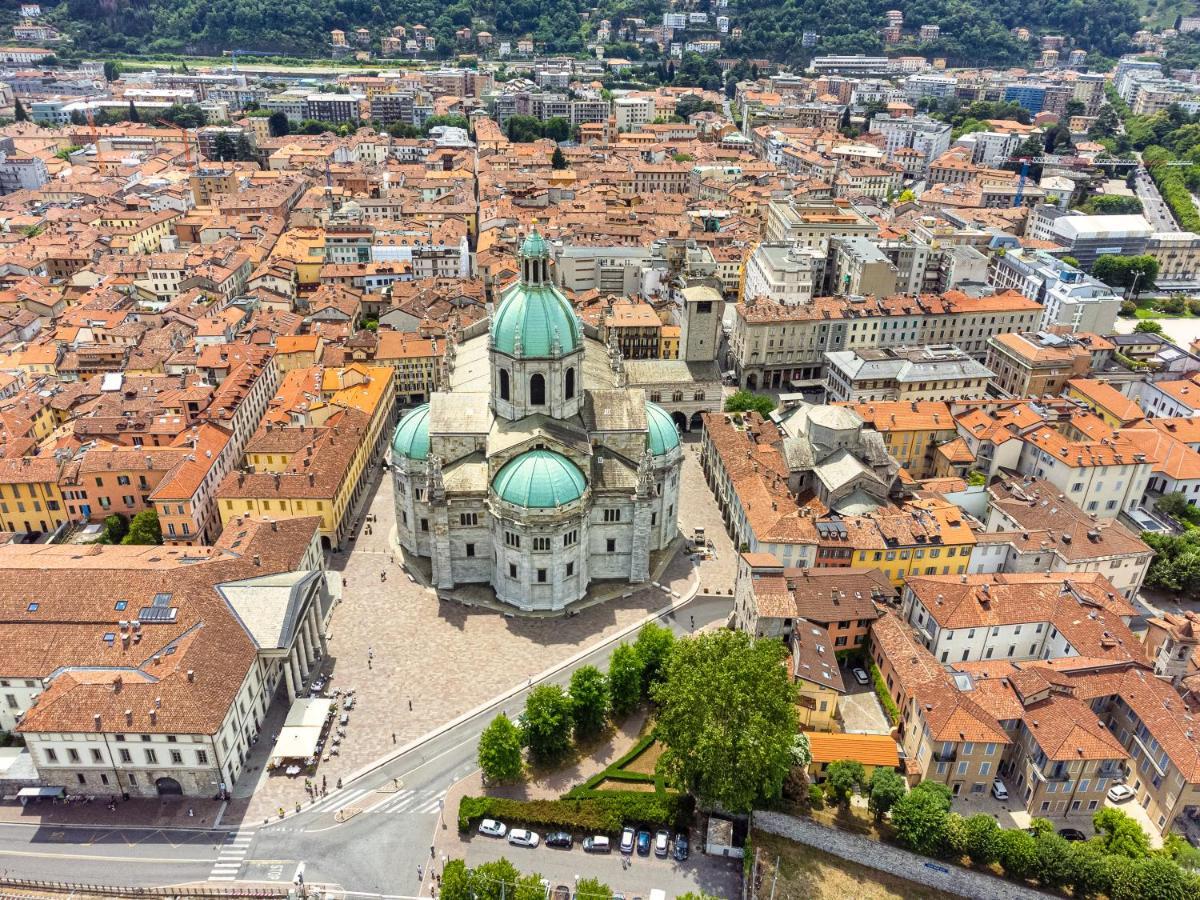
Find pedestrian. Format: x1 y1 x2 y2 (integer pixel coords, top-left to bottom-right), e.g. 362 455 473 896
322 774 327 792
430 844 435 857
417 865 423 881
408 699 413 711
393 732 397 744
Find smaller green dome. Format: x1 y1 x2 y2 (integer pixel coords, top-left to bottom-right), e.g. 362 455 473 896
391 404 431 460
493 449 586 508
645 402 681 456
521 229 550 258
491 283 582 357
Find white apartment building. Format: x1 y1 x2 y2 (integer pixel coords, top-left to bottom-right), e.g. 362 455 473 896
1016 426 1151 519
614 95 655 131
742 243 825 305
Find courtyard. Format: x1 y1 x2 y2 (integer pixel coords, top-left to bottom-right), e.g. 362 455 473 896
235 433 734 821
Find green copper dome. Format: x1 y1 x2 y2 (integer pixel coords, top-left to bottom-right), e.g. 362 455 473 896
645 402 681 456
521 230 550 258
493 449 587 508
491 282 582 357
391 403 431 460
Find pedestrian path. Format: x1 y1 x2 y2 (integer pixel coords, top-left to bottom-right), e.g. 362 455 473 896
208 828 254 882
366 787 445 816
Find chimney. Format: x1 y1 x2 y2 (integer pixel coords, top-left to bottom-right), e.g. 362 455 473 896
186 670 195 682
148 709 157 726
124 709 133 726
270 520 278 532
154 696 161 708
94 713 102 730
253 554 261 566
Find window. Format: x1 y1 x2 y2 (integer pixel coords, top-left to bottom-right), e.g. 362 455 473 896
459 512 478 527
465 542 475 557
537 568 547 583
533 536 551 551
420 518 429 532
68 748 80 763
197 749 209 765
91 748 103 763
170 750 183 765
128 774 137 786
119 748 132 763
509 563 518 579
566 561 574 577
505 531 521 548
565 367 575 400
529 373 546 405
44 748 58 763
563 530 578 547
145 749 158 764
499 368 510 401
603 508 621 523
606 538 616 552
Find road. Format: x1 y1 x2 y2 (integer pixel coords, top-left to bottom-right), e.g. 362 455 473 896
0 594 732 894
1132 165 1178 231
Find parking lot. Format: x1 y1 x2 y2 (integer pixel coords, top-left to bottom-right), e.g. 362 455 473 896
838 674 892 735
453 826 743 898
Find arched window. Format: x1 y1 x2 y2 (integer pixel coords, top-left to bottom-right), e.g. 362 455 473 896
499 368 510 401
530 373 546 405
564 367 575 400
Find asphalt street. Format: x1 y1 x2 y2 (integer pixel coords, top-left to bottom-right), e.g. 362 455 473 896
0 594 732 895
1132 165 1177 231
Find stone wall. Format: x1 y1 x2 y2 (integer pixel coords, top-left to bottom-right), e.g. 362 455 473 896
753 811 1053 900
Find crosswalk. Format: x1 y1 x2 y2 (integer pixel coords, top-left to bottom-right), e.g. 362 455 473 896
366 787 445 816
208 828 254 882
304 785 375 816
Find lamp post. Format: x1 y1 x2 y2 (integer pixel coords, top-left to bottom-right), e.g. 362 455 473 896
1126 268 1143 302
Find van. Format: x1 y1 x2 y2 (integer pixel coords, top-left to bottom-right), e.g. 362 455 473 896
582 835 611 853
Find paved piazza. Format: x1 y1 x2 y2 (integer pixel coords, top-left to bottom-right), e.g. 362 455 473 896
237 434 733 821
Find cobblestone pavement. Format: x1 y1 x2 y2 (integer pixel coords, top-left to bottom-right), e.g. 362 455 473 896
238 434 732 822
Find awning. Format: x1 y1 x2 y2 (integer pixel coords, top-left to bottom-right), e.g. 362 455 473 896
17 786 64 798
283 697 333 730
272 726 321 761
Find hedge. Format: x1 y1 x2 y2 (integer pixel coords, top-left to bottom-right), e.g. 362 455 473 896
869 660 901 727
1144 146 1200 233
457 792 693 834
570 733 658 796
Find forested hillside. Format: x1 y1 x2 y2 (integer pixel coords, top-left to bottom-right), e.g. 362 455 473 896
40 0 1141 63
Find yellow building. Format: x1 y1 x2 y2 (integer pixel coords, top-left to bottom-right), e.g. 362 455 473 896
659 325 680 360
846 498 976 587
218 365 395 550
790 622 844 730
272 228 328 293
1065 378 1144 428
847 401 957 479
0 456 67 534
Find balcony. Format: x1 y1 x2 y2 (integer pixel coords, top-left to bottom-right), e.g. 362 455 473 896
933 749 958 763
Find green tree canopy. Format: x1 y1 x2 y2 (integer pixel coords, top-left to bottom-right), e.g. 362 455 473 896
521 684 574 763
551 146 567 169
568 665 609 740
866 767 906 821
268 111 290 137
478 713 523 782
962 813 1002 866
891 780 953 857
823 759 865 808
633 622 675 693
608 642 644 719
122 509 162 545
724 390 775 418
1091 254 1159 292
1093 806 1152 859
652 630 797 812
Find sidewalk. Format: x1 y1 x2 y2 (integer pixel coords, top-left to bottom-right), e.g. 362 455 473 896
0 795 250 831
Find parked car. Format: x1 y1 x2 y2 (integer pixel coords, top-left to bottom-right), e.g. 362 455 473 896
991 779 1009 801
674 832 689 861
852 667 870 685
478 819 507 838
508 828 540 848
546 831 573 849
619 827 636 854
1058 829 1087 842
654 829 670 857
553 886 571 900
636 830 652 856
583 835 611 853
1108 783 1136 803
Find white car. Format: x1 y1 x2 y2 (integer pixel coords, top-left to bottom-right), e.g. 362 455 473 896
619 826 636 854
478 818 507 838
991 779 1009 801
852 667 870 685
508 828 540 848
1108 783 1135 803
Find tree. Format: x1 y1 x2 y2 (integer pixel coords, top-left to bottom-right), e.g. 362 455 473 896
574 877 612 900
212 132 237 162
478 714 523 782
568 665 609 740
521 684 574 763
551 146 567 169
1032 832 1075 890
891 781 952 857
1111 856 1200 900
542 116 570 142
468 858 545 900
1091 254 1159 293
268 111 290 137
1094 807 1152 859
122 509 162 545
14 99 27 123
505 114 544 143
724 390 775 418
1089 105 1121 140
633 622 674 692
962 814 1002 866
866 767 906 821
997 828 1039 880
1135 319 1165 333
1067 840 1119 898
126 100 140 124
440 860 471 900
101 513 129 544
103 60 121 83
823 759 865 808
652 630 797 812
608 642 644 718
791 733 811 768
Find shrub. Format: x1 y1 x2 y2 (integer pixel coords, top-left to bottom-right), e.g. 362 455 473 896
807 783 825 810
457 793 692 834
869 661 900 726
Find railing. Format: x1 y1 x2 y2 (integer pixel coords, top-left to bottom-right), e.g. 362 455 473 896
0 878 291 898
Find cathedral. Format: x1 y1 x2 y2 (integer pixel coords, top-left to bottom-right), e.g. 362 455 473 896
389 231 684 612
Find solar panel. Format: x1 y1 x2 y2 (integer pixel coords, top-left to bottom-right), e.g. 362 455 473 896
152 593 172 607
138 606 177 623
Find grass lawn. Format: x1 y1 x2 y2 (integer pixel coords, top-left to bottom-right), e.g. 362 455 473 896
751 830 963 900
1134 308 1193 319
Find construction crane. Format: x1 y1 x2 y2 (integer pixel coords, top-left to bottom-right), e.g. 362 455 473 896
224 49 272 73
157 118 194 169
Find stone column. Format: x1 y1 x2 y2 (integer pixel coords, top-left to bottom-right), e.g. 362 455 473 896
288 652 302 699
297 622 313 675
283 656 297 701
309 605 328 657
